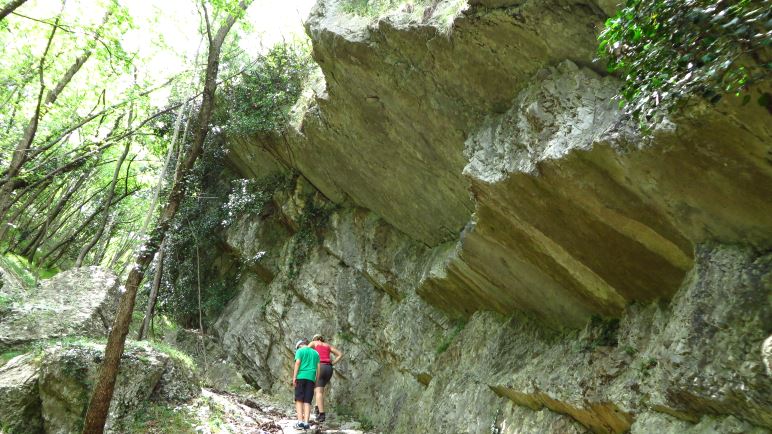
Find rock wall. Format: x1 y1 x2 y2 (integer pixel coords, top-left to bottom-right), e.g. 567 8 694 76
214 177 771 433
215 0 772 432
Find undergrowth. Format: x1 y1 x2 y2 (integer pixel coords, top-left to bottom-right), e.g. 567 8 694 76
131 402 196 433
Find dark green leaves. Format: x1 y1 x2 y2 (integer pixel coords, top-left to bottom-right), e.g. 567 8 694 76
597 0 771 123
218 42 314 137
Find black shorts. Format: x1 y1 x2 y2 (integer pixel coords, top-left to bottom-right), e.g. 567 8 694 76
317 363 333 388
294 379 315 403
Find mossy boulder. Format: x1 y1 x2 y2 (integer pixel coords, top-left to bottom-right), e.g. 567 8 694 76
0 341 200 433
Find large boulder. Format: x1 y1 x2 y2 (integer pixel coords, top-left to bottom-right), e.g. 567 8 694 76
39 342 200 433
0 342 200 433
0 267 119 351
0 353 43 433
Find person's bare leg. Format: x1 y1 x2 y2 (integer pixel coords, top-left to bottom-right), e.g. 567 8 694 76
295 400 304 422
303 402 312 423
315 386 325 413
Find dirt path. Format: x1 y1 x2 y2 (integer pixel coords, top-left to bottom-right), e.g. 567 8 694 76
188 389 371 434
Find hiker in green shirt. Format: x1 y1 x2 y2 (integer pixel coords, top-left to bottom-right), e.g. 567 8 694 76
292 338 320 430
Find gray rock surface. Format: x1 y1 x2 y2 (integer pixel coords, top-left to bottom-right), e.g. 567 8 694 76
227 0 772 327
0 353 43 433
441 60 772 326
213 175 771 433
228 0 609 246
214 0 772 432
0 267 119 351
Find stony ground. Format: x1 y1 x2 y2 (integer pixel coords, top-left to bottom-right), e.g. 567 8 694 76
133 387 373 434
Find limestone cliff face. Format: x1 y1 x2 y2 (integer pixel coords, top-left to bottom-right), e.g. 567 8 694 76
217 0 772 432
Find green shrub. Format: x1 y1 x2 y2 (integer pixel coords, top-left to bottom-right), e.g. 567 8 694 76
598 0 771 122
158 144 292 328
220 42 314 136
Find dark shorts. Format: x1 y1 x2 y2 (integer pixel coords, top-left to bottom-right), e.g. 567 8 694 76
294 379 315 403
316 363 333 388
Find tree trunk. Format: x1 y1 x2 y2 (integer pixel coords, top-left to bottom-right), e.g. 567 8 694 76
91 214 117 266
38 188 138 268
0 12 61 238
81 3 250 432
0 8 111 234
7 178 66 253
22 171 89 261
0 0 29 22
136 100 189 241
75 129 132 267
0 178 51 246
106 231 133 270
137 238 166 340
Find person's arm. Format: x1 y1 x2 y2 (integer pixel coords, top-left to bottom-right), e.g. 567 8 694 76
316 361 321 384
292 359 300 386
330 345 343 366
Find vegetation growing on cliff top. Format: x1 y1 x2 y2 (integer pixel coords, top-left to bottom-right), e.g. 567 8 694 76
341 0 467 32
598 0 771 122
217 41 315 136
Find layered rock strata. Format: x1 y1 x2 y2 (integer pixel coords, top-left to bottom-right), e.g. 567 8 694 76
214 178 771 433
228 0 772 326
216 0 772 432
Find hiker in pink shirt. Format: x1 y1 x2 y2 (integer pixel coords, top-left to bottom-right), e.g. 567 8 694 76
309 334 343 423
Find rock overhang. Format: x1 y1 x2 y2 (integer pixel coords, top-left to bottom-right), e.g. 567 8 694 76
224 0 772 327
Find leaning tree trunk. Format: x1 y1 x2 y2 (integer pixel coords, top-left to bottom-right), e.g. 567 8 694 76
0 15 97 239
38 188 137 268
137 238 166 340
22 170 89 261
0 0 30 22
81 2 251 432
74 127 132 267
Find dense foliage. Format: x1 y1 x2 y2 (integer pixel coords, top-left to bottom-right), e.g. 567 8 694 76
153 40 316 327
218 42 314 136
0 0 173 271
598 0 771 120
156 138 291 327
